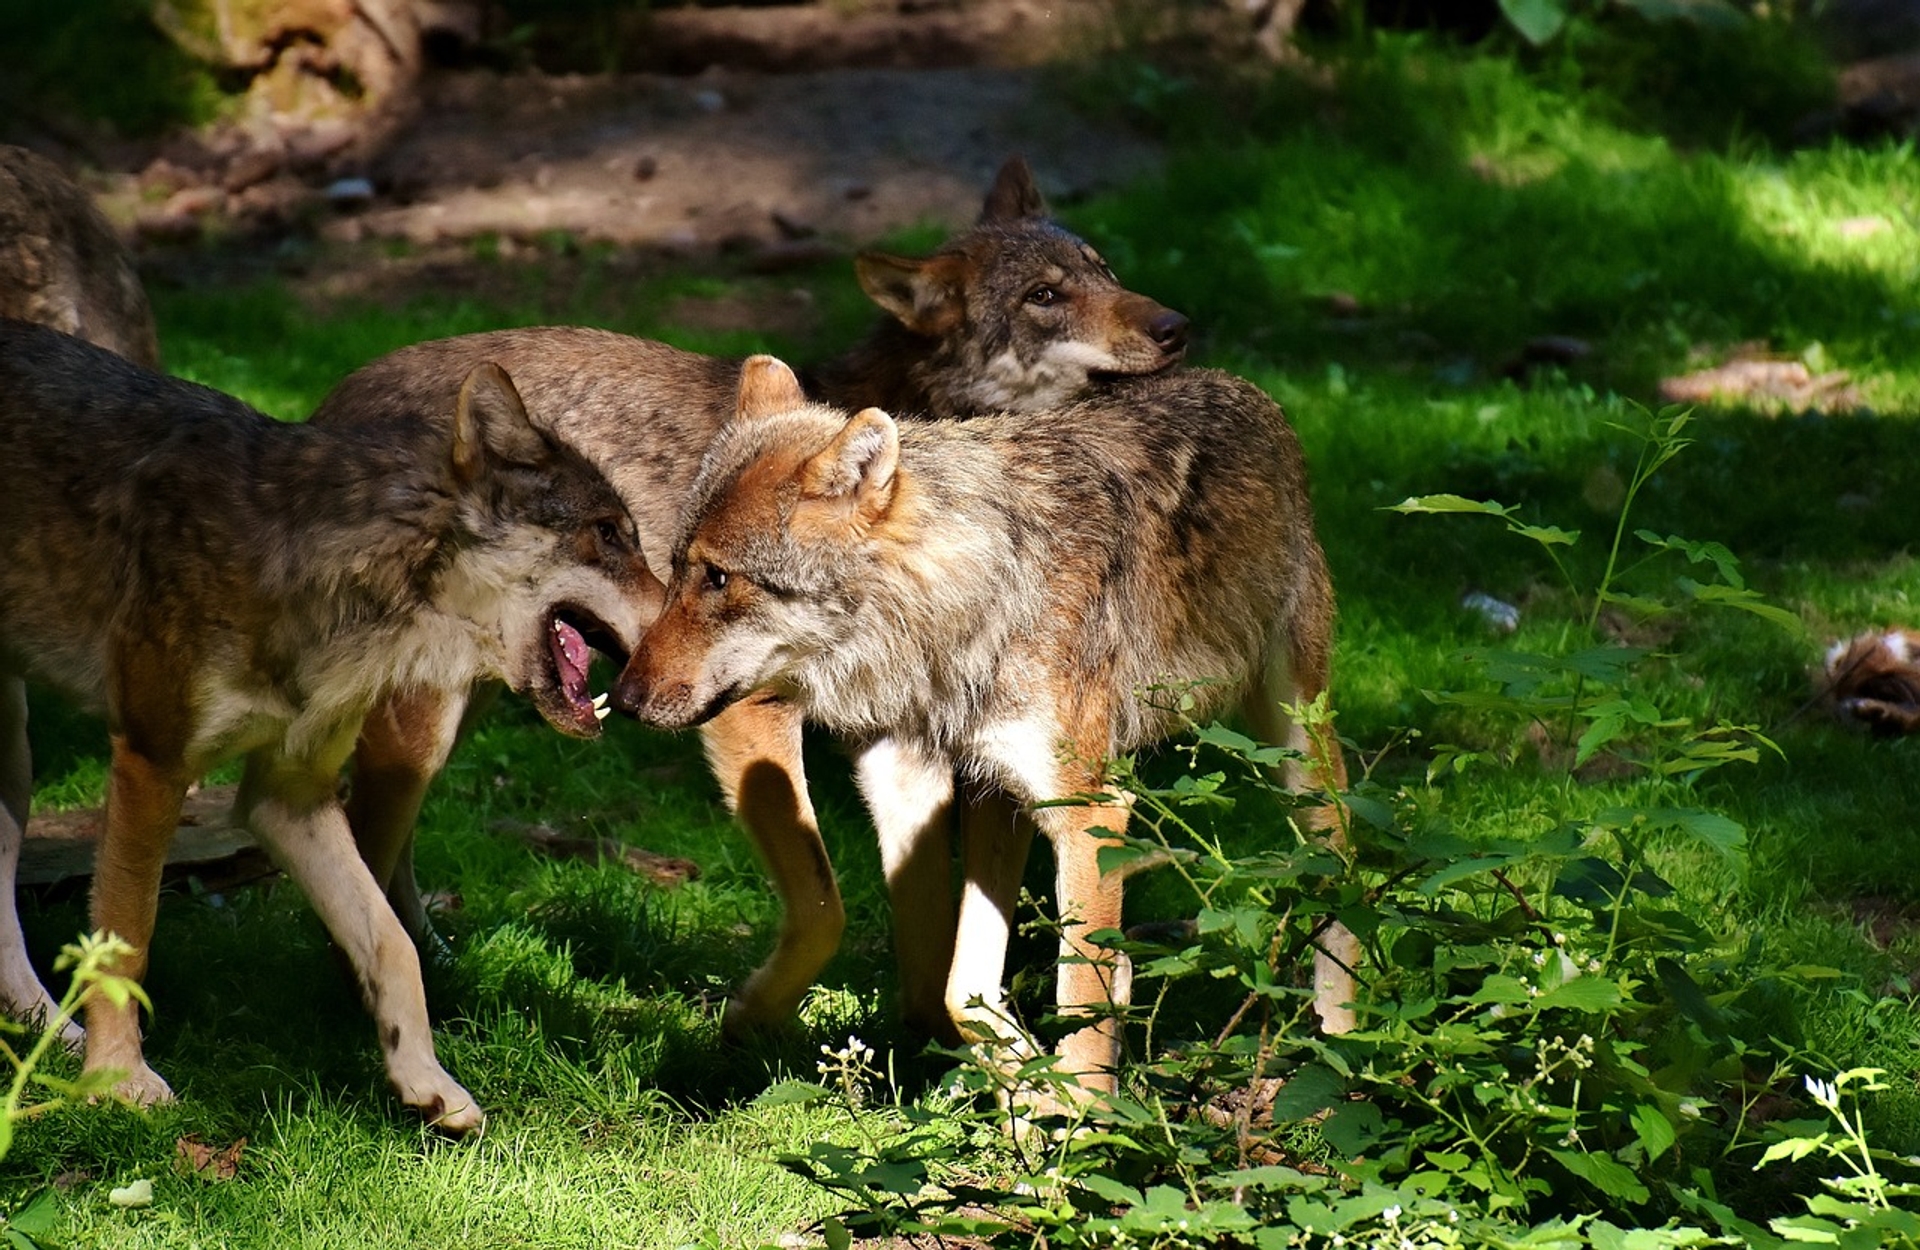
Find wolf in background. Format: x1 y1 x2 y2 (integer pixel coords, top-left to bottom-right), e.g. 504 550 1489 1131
0 146 160 369
308 156 1200 1048
0 321 660 1131
615 356 1350 1091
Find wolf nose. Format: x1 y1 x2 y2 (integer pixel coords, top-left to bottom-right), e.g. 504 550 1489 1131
1150 310 1189 351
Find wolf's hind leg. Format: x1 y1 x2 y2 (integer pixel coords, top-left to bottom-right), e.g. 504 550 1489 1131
702 693 845 1035
855 737 960 1040
0 676 74 1046
243 751 482 1134
85 734 188 1107
1243 637 1359 1036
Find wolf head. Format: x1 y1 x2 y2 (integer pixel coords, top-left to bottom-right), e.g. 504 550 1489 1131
436 363 665 737
613 356 893 729
853 155 1188 416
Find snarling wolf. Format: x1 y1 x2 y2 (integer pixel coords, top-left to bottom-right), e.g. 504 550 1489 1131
0 146 160 369
614 356 1348 1092
0 320 660 1131
307 156 1198 1046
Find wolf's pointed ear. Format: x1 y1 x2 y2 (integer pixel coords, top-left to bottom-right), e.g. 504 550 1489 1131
855 253 967 336
980 155 1046 222
453 362 550 482
736 354 808 421
800 407 899 521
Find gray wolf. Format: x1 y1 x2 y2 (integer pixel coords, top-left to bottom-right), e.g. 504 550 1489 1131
0 320 660 1131
0 146 160 369
1824 629 1920 735
613 355 1348 1092
310 156 1195 1046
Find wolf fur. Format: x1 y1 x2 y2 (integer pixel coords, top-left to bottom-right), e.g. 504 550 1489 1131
614 356 1349 1091
0 320 660 1131
1824 629 1920 736
0 146 160 369
307 156 1199 1046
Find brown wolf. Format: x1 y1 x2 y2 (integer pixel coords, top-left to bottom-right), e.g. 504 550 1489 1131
0 146 160 369
613 356 1348 1092
310 156 1195 1045
0 320 660 1131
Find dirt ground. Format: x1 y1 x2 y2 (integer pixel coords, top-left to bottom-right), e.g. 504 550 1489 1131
13 1 1174 293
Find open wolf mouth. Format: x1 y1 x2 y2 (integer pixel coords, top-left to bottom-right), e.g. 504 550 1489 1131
538 606 627 738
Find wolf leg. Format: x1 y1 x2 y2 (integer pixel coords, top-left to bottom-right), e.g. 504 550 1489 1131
854 737 960 1040
944 789 1034 1052
85 733 188 1107
701 693 845 1035
1028 792 1130 1094
1244 638 1359 1036
0 677 75 1045
347 684 473 946
242 751 483 1134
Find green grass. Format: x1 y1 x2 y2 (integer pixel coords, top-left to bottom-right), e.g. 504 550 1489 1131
9 24 1920 1247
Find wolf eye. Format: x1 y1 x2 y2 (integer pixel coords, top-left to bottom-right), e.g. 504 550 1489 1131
594 518 629 551
1026 285 1059 307
703 564 730 592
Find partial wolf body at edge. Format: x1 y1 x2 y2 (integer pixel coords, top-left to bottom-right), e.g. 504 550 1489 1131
0 146 160 369
0 146 163 1043
308 156 1199 1050
0 320 659 1132
615 358 1348 1089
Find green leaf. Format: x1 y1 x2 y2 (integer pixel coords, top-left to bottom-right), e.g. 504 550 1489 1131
1080 1173 1146 1208
1534 976 1624 1012
1632 1103 1678 1162
1513 522 1580 547
823 1216 852 1250
1271 1064 1344 1121
1677 580 1807 635
1500 0 1570 42
751 1080 829 1108
1549 1147 1651 1203
1388 493 1515 517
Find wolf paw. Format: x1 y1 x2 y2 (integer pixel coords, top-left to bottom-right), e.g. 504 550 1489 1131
111 1063 177 1109
394 1070 485 1136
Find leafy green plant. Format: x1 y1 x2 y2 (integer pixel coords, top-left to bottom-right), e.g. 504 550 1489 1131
1391 406 1795 782
1757 1070 1920 1248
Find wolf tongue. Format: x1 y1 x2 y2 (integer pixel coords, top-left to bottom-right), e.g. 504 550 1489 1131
551 619 591 702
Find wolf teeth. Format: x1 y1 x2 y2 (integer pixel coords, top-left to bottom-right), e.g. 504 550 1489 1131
594 704 610 721
592 692 607 709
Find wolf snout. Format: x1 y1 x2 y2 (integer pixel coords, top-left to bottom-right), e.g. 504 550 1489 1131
1149 308 1190 353
610 661 694 727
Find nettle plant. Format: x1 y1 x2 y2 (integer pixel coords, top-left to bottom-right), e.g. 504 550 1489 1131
771 409 1871 1248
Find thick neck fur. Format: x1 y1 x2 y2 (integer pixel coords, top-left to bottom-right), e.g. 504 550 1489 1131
804 318 950 419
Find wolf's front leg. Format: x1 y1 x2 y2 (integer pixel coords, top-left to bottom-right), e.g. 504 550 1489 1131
346 684 474 947
701 694 846 1035
855 736 960 1039
85 734 189 1106
241 753 483 1134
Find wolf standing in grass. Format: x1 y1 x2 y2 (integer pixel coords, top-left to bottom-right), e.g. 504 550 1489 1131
0 321 660 1131
616 357 1349 1090
309 156 1197 1049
